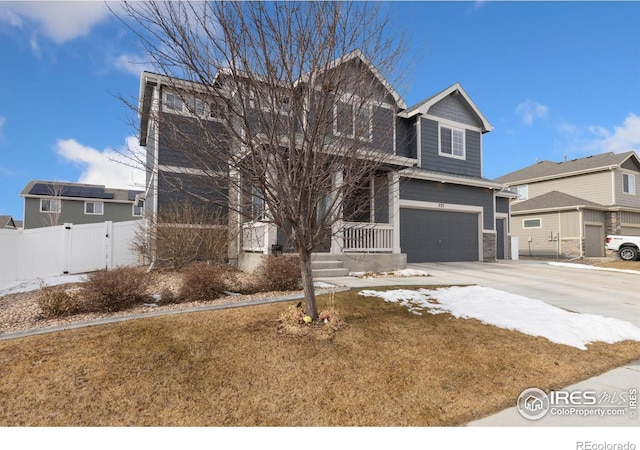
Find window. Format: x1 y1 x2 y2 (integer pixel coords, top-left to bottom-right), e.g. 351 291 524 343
439 126 465 158
85 201 104 215
133 201 144 217
165 92 183 111
510 185 529 201
623 173 636 195
251 186 265 221
333 99 372 141
523 218 541 228
40 198 60 213
187 96 204 116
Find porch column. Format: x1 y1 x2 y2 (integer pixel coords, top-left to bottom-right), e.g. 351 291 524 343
331 170 344 255
388 172 401 254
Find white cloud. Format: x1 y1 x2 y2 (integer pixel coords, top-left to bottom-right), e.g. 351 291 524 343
558 113 640 155
588 113 640 154
56 137 145 190
515 100 548 126
113 53 155 76
0 2 110 44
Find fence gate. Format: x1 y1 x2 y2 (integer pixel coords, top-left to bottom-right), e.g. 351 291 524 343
0 220 140 290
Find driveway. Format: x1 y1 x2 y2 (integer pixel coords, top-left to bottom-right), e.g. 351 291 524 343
406 260 640 326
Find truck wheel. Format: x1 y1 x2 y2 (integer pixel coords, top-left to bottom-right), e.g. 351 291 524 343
619 247 639 261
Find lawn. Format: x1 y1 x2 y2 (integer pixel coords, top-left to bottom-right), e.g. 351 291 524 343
1 287 638 426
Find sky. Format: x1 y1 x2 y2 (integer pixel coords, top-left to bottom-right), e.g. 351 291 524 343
0 1 639 221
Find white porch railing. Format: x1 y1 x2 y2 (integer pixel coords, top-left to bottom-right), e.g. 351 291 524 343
343 222 393 253
242 221 277 253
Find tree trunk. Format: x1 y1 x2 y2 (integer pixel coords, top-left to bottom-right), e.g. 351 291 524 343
298 251 318 320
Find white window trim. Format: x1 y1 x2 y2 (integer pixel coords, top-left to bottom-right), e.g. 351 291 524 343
85 201 104 216
164 90 223 122
510 185 528 201
332 96 373 143
523 218 542 229
623 173 636 195
438 124 466 160
40 198 61 213
132 202 144 217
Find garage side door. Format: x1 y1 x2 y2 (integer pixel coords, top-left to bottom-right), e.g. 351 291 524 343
400 208 479 263
585 224 604 257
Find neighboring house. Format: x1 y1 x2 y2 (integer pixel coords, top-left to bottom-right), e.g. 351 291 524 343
494 151 640 258
0 215 17 229
138 50 512 272
20 181 144 229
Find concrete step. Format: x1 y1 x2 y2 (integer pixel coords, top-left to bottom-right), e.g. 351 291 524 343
311 260 344 270
311 253 345 262
311 267 350 278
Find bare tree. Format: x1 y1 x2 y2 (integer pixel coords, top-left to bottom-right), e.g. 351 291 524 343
131 200 230 270
115 1 410 320
41 181 64 227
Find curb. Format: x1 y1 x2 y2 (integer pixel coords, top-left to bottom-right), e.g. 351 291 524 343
0 287 350 342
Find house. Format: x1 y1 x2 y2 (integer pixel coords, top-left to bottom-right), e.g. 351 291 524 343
494 151 640 258
0 215 18 230
20 180 144 229
137 50 512 272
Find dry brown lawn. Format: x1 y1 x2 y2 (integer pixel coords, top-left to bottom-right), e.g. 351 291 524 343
1 287 639 427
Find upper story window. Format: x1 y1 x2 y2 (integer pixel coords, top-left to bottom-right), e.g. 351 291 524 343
187 97 205 116
85 201 104 215
165 92 183 111
623 173 636 195
510 185 529 201
40 198 61 213
133 201 144 217
439 125 465 159
333 97 372 142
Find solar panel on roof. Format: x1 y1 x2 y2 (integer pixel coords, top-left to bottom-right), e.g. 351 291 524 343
29 183 51 195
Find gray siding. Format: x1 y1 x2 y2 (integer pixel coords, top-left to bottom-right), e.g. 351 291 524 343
157 172 228 219
419 117 482 177
396 117 416 159
400 178 495 230
371 105 394 154
427 94 480 128
496 197 510 214
24 197 140 229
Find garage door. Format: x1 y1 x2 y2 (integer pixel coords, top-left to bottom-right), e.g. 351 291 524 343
400 208 479 263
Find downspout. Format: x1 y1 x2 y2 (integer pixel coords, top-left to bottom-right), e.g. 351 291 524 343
578 207 584 259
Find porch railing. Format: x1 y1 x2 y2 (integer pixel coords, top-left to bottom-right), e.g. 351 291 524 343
343 221 393 253
242 221 274 253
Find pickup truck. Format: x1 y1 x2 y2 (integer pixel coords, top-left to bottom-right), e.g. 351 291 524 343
605 235 640 261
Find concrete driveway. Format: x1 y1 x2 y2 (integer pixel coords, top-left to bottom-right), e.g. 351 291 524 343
406 260 640 326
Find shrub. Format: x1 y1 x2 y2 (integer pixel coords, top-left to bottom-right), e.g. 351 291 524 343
81 267 151 313
178 263 229 302
256 254 301 292
37 285 81 318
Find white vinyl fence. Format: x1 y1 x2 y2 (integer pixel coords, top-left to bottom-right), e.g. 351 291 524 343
0 220 141 290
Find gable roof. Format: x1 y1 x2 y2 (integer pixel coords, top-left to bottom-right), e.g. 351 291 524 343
495 151 640 185
400 83 493 133
0 215 17 229
20 181 143 203
313 49 407 109
512 191 605 214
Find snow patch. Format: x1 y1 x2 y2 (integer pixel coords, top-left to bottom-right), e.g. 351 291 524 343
313 281 336 289
0 274 87 297
548 261 640 275
358 286 640 350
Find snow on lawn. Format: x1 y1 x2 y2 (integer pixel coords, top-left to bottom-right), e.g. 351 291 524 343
349 269 429 278
358 286 640 350
0 274 87 297
548 261 640 275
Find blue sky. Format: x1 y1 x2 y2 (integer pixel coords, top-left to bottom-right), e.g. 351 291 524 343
1 1 639 221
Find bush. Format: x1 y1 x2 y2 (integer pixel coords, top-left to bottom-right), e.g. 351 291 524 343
81 267 151 313
37 285 81 318
178 263 230 302
256 254 301 292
